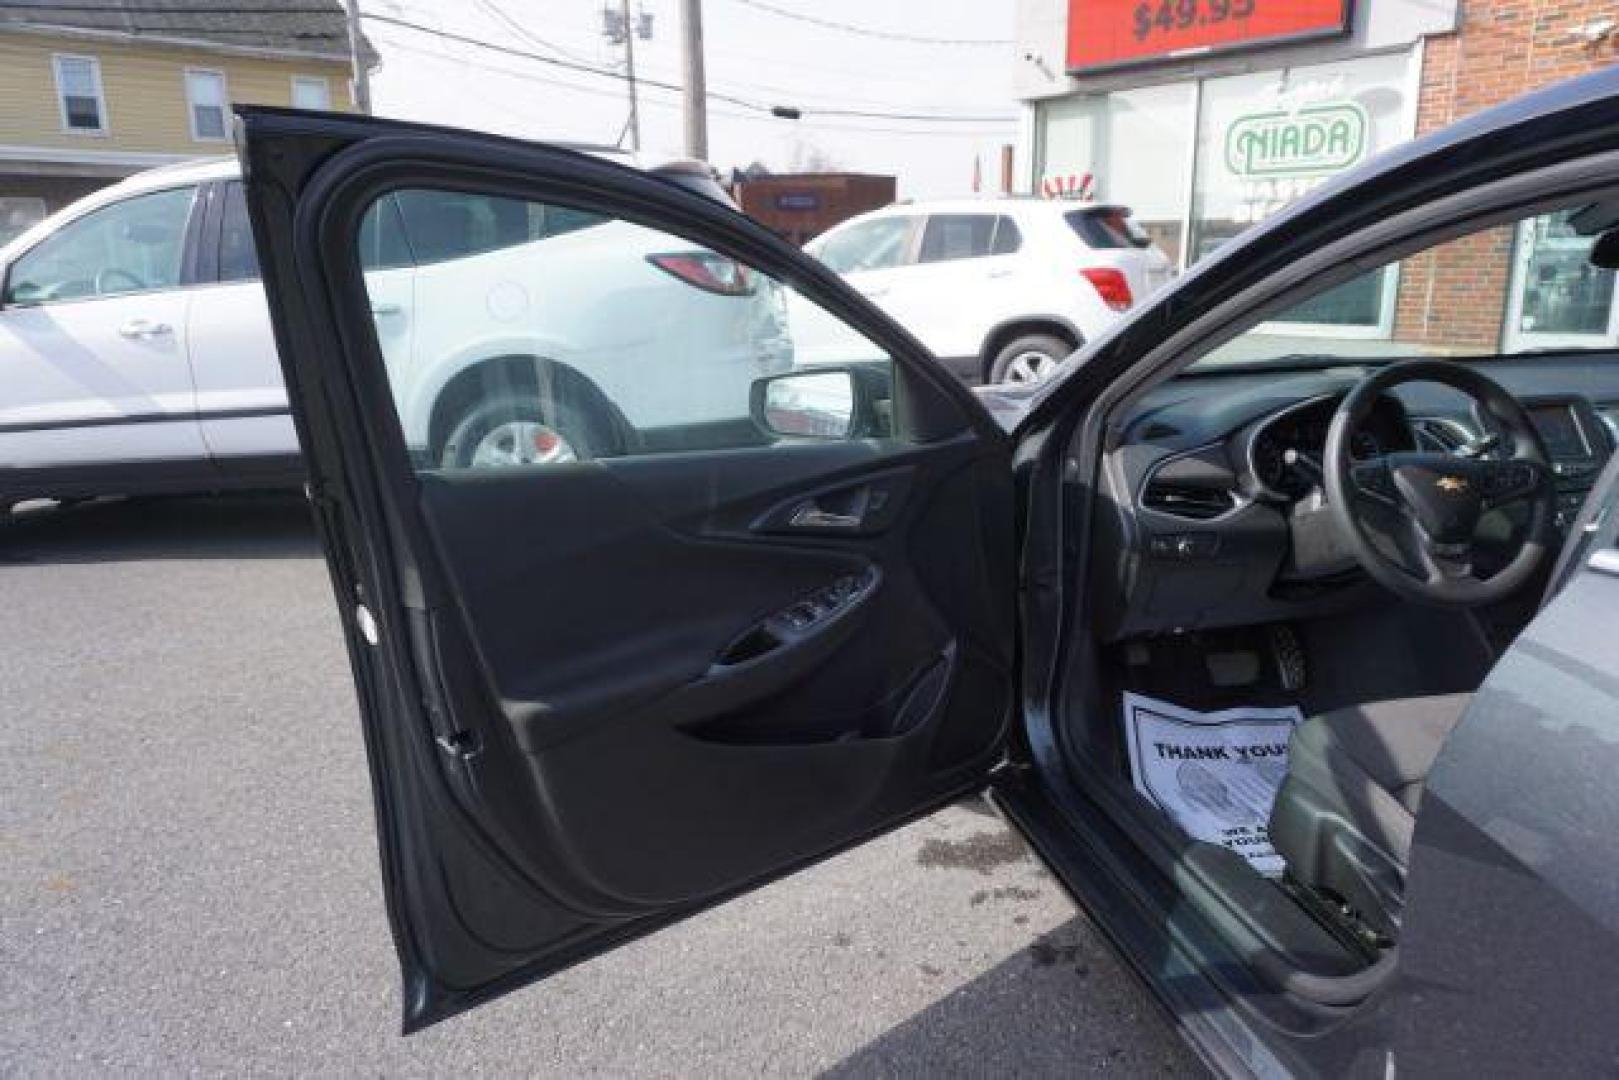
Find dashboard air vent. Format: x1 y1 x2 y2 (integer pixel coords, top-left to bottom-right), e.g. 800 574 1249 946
1142 482 1238 521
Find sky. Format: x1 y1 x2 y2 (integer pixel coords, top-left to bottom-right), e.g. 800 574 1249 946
362 0 1020 198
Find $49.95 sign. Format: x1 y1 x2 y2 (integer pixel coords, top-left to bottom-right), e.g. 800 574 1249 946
1066 0 1351 74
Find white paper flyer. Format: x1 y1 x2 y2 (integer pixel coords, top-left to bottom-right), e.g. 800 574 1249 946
1122 692 1303 877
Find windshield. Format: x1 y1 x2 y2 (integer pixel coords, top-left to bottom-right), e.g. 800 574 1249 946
1195 206 1619 368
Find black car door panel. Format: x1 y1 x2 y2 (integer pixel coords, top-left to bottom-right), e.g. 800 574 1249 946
236 108 1015 1029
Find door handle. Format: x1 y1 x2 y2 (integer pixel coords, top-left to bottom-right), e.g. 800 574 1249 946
117 318 172 339
370 302 403 316
789 502 864 529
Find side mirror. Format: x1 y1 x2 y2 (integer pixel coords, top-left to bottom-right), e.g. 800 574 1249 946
1590 229 1619 271
752 366 897 441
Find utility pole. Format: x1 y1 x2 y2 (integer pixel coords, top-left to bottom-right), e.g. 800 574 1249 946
620 0 641 153
343 0 371 114
605 3 652 152
680 0 708 160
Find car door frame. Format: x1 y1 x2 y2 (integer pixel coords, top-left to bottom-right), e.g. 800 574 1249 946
237 106 1018 1030
991 68 1619 1079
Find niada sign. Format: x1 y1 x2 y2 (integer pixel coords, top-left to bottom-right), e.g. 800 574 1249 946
1225 103 1368 178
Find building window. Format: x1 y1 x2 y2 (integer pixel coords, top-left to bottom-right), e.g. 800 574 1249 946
291 75 330 110
0 196 48 245
53 54 107 133
1187 52 1412 333
1040 84 1194 266
185 69 229 141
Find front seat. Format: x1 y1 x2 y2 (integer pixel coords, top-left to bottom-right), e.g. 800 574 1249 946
1268 694 1471 939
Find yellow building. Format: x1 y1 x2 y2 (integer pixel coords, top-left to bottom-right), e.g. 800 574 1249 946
0 0 375 243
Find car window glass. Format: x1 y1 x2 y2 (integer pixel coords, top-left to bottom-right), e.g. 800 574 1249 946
989 216 1022 255
392 190 607 265
919 215 990 262
815 217 912 273
357 187 898 471
3 186 194 305
1067 208 1150 249
220 181 416 282
1195 204 1619 368
217 181 259 282
357 194 413 271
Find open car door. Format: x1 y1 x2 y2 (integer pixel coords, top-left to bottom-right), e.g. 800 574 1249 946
235 109 1017 1030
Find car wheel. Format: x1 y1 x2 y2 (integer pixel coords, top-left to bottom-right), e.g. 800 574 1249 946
438 394 606 468
989 334 1073 385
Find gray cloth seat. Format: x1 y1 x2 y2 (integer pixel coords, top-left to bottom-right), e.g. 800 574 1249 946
1268 693 1470 938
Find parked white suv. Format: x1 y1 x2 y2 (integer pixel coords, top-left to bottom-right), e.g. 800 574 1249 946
0 157 790 507
802 198 1175 384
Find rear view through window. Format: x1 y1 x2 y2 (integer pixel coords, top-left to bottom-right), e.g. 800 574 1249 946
1067 207 1152 249
352 186 894 470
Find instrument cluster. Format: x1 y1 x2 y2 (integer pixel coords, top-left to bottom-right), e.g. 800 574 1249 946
1248 396 1412 499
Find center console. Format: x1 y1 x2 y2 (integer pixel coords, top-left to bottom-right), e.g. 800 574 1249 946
1521 395 1616 531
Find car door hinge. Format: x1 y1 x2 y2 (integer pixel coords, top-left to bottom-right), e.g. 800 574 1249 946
424 699 481 760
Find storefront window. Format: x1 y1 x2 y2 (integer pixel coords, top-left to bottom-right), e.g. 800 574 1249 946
1506 210 1619 348
1188 52 1412 330
1196 203 1619 365
1039 85 1194 265
1037 50 1419 330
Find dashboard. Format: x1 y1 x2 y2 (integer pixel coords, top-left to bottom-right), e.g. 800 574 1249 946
1092 362 1619 641
1246 395 1415 500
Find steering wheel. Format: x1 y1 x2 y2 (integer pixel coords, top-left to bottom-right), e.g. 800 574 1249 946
1324 360 1555 606
95 267 146 294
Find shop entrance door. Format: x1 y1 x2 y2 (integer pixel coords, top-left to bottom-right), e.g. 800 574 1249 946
1504 210 1619 352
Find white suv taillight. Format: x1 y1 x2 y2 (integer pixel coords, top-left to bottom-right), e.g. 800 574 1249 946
1080 267 1133 312
646 252 757 296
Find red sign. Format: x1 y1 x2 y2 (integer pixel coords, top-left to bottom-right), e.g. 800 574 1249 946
1066 0 1351 74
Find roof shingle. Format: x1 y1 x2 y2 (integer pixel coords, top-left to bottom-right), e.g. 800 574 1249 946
0 0 374 64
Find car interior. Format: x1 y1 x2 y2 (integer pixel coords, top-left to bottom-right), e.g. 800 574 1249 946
1049 192 1619 1021
238 105 1619 1036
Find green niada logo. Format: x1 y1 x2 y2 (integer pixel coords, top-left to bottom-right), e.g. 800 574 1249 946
1225 103 1368 177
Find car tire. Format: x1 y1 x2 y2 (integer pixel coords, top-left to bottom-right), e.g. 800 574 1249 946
988 334 1074 385
438 393 609 469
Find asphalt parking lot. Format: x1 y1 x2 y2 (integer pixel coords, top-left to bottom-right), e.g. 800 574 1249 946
1 493 1203 1077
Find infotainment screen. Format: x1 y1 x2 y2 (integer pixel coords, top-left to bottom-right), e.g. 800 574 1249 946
1528 402 1592 459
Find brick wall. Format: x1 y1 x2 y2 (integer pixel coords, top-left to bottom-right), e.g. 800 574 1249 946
1391 1 1619 350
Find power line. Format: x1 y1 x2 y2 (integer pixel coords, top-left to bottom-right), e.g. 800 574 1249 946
363 10 769 112
726 0 1011 47
474 0 596 65
370 31 1015 137
361 11 1016 125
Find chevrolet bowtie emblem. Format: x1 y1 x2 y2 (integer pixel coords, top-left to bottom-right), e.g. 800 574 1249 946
1436 475 1469 493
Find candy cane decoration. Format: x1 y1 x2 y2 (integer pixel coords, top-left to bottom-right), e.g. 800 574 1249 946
1040 172 1096 201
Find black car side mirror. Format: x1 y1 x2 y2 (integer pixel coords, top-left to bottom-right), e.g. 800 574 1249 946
750 365 890 441
1590 228 1619 270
